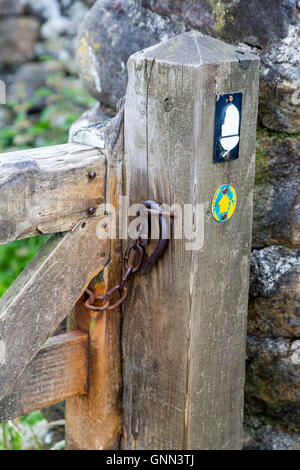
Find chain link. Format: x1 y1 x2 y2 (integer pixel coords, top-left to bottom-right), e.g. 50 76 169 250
84 201 174 313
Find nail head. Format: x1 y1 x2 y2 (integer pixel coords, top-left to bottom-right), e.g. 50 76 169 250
88 170 96 179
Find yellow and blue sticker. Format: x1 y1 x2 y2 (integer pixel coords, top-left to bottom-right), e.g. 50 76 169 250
211 184 237 223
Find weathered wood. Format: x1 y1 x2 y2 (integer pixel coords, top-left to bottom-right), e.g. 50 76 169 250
0 331 88 423
65 111 124 450
0 215 110 401
122 32 259 449
0 143 106 244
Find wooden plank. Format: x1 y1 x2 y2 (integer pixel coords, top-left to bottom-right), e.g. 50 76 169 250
0 143 106 244
0 215 110 401
65 111 124 450
0 331 88 423
122 32 259 449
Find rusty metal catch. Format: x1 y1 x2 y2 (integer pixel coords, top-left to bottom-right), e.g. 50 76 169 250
84 200 174 313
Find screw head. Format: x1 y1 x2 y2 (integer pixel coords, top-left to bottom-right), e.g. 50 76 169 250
225 153 230 159
222 213 227 220
223 187 229 195
228 95 233 102
88 170 96 179
88 207 96 214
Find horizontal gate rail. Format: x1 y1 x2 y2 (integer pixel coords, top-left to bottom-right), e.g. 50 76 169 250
0 331 88 423
0 143 106 245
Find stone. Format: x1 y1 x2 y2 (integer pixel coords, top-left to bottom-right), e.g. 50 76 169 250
0 0 25 16
68 102 115 141
34 36 77 74
243 416 300 450
259 26 300 134
8 61 63 109
245 336 300 430
143 0 298 47
24 0 88 40
248 243 300 341
41 16 71 40
253 130 300 247
248 264 300 337
76 0 300 128
76 0 186 108
24 0 62 21
248 244 300 338
142 0 213 34
249 245 300 298
66 1 89 34
41 403 65 448
0 17 40 67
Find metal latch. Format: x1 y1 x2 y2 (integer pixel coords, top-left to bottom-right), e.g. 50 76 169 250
84 200 174 312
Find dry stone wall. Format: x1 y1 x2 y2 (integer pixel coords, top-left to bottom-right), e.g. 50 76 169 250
74 0 300 450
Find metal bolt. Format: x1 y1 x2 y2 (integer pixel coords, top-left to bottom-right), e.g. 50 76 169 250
223 187 229 195
228 95 233 102
225 153 230 159
88 170 96 179
222 213 227 220
88 207 96 214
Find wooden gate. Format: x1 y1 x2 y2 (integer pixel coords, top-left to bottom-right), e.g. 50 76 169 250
0 32 259 450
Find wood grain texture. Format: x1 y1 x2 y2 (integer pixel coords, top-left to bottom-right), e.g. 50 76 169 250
0 143 106 244
65 111 124 450
0 215 110 401
0 331 88 423
122 32 259 450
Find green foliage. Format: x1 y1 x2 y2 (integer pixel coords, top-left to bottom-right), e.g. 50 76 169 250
0 237 47 296
0 236 49 450
0 411 45 450
0 61 96 294
0 64 96 152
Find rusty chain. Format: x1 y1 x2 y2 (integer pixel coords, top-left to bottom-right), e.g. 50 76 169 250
84 201 174 313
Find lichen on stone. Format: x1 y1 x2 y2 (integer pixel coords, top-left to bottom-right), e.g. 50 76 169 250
250 245 300 298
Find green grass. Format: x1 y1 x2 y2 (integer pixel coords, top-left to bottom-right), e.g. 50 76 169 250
0 411 45 450
0 58 96 450
0 237 48 297
0 68 96 152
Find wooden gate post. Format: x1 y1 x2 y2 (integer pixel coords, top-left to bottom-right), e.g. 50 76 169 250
122 32 259 449
65 113 124 450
